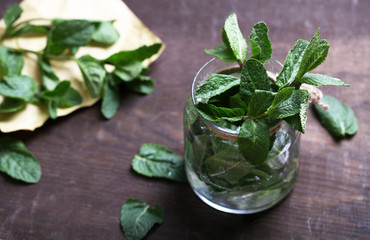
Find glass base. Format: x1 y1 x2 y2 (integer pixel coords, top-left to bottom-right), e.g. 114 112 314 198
186 159 298 214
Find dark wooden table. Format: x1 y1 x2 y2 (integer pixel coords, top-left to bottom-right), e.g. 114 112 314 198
1 0 369 239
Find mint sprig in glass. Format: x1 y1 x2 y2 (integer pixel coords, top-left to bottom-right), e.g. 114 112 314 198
183 13 357 214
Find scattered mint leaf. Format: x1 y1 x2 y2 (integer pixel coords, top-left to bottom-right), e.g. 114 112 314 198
38 56 60 91
41 80 70 99
7 24 49 37
299 73 349 87
125 75 155 95
46 20 96 55
222 14 248 61
0 97 25 113
0 75 37 102
77 55 107 98
268 89 309 119
0 46 24 76
55 87 82 108
105 43 162 66
120 198 164 240
313 95 358 138
196 103 245 122
194 74 240 100
249 21 272 64
237 119 270 165
131 143 187 182
113 61 143 82
101 74 120 119
3 4 22 28
92 20 120 45
240 58 271 103
247 90 276 117
0 137 41 183
276 39 309 87
204 44 237 62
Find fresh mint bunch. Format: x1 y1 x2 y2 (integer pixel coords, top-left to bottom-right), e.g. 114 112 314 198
196 13 357 165
0 4 162 120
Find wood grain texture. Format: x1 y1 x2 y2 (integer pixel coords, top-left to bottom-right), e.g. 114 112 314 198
0 0 369 239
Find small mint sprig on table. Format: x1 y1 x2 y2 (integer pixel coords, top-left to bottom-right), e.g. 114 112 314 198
196 13 357 165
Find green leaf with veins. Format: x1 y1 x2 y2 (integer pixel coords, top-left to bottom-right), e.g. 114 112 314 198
92 20 120 45
267 89 309 119
0 75 36 102
101 74 120 119
276 39 309 87
204 44 238 62
247 90 276 117
313 95 358 138
249 21 272 64
284 95 309 133
120 199 164 240
299 73 349 87
77 55 107 98
38 56 60 90
3 4 22 28
105 43 162 65
196 103 245 122
222 13 248 61
0 97 25 113
266 87 295 113
194 74 240 100
0 137 41 183
229 92 248 110
132 143 187 182
46 20 96 55
125 75 154 95
0 46 24 77
113 61 143 82
240 58 271 103
7 24 49 37
238 119 270 165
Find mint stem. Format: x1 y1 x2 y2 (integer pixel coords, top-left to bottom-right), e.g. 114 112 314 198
237 60 243 69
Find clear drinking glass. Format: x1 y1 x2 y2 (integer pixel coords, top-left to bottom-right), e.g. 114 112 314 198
183 58 300 214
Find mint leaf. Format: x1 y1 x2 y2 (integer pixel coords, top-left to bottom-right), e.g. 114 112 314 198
204 44 237 62
105 43 162 65
55 87 82 108
0 97 25 113
276 39 309 87
125 75 154 95
247 90 276 117
184 96 198 127
268 89 310 119
38 56 59 90
92 20 120 45
3 4 22 28
0 46 24 76
113 61 143 82
120 199 164 240
313 95 358 138
7 24 49 37
238 119 270 165
223 13 248 61
229 92 248 110
0 137 41 183
240 58 271 102
194 74 240 100
284 95 309 133
101 74 120 119
299 73 349 87
295 28 323 80
77 55 107 98
46 20 95 55
266 87 295 113
0 75 36 102
41 80 70 99
132 143 187 182
196 103 245 122
249 21 272 64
